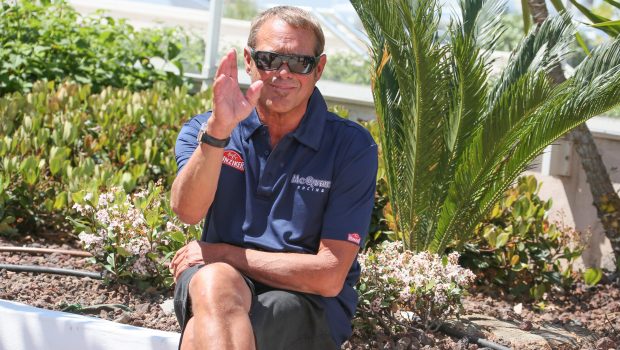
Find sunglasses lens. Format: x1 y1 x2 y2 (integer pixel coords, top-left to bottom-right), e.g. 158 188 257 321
253 50 316 74
255 51 277 70
289 56 313 74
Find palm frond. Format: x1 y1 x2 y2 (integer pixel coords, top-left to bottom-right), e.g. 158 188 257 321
441 38 620 250
603 0 620 9
568 0 620 37
352 0 620 254
572 38 620 84
468 64 620 241
352 0 450 250
489 14 574 106
433 71 555 252
460 0 505 51
430 0 506 249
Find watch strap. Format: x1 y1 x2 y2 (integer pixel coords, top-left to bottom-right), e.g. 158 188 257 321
199 130 230 148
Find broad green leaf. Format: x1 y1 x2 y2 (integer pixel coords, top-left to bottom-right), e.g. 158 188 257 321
145 209 160 228
495 231 511 248
49 147 64 175
530 284 546 300
583 267 603 286
53 191 68 210
169 231 186 244
19 156 39 185
116 246 132 257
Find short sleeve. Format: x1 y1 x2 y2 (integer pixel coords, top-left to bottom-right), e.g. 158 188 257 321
320 144 378 248
175 112 211 174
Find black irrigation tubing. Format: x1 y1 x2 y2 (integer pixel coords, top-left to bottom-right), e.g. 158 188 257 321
439 323 513 350
0 264 103 280
0 246 93 257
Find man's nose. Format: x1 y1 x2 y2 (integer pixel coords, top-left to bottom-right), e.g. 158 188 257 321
277 61 292 76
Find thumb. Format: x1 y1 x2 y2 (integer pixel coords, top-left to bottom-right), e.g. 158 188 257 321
245 80 264 107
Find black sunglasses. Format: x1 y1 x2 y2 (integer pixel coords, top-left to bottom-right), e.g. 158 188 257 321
250 48 321 75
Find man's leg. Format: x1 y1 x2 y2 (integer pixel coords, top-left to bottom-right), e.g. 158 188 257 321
250 290 338 350
179 262 254 350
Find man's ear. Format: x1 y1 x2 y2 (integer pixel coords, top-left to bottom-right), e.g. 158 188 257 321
315 54 327 80
243 47 252 74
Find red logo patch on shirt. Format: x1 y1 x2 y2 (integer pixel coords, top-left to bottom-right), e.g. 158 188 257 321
347 233 361 245
222 150 244 172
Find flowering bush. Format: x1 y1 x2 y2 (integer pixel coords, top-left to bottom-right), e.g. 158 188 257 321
69 183 201 289
355 241 475 335
459 176 583 303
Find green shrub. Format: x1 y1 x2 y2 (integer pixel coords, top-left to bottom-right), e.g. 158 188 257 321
355 241 475 335
0 80 211 235
0 0 196 96
322 52 371 85
224 0 258 21
458 176 582 302
70 183 201 289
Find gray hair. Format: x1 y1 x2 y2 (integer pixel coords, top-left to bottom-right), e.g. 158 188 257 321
247 6 325 56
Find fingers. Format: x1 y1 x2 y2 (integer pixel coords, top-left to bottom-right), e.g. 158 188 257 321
170 246 185 282
229 49 238 81
214 48 238 81
245 80 264 107
170 241 207 283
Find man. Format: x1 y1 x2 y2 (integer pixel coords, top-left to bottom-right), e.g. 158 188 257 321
169 6 377 350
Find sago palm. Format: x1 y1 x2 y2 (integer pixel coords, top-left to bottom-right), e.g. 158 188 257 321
350 0 620 253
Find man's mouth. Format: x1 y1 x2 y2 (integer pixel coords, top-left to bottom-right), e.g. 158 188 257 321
270 83 296 90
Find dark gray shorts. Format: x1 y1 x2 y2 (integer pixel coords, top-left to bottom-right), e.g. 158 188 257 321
173 264 338 350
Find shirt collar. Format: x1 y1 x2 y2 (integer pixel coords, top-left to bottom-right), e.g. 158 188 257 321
240 109 262 141
239 88 327 151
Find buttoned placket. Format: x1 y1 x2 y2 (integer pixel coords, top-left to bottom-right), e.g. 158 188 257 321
255 127 290 198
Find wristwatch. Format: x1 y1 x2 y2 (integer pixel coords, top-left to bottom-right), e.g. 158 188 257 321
197 122 230 148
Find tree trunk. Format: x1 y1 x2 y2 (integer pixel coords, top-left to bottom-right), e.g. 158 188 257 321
528 0 620 269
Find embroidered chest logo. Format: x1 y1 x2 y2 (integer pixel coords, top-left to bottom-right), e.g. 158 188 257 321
222 150 244 172
291 174 331 193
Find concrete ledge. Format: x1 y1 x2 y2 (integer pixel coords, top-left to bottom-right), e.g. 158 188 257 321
0 299 179 350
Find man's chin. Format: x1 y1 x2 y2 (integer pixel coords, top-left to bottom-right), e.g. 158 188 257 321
261 97 290 112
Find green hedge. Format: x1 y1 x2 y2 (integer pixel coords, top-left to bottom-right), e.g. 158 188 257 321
0 81 211 235
0 0 199 96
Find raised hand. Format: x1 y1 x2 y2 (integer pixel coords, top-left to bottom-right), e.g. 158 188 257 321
207 49 264 139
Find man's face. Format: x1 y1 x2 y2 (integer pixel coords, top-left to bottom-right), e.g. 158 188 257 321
244 18 326 117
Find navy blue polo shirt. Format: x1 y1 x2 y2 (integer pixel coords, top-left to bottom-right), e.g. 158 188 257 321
174 88 378 345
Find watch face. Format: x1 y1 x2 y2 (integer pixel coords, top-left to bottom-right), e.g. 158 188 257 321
197 122 208 142
196 122 230 148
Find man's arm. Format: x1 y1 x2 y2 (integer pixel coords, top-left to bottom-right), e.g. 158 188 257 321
170 239 359 297
171 49 263 224
170 144 225 224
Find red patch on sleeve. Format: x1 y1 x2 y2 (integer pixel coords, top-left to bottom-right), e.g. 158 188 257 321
347 233 361 245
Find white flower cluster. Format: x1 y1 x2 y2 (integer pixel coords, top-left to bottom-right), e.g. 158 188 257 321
358 241 475 328
74 188 172 280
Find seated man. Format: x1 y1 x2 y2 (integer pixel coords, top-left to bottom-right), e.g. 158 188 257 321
169 5 377 350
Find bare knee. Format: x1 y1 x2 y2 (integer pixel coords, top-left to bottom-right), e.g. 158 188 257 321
188 262 252 315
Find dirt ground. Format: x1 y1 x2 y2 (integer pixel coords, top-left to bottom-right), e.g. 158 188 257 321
1 236 619 349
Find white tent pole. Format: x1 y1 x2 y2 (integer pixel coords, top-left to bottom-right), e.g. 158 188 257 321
202 0 224 89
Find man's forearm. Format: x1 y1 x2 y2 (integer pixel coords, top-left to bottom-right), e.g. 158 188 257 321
207 240 358 298
171 143 224 224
